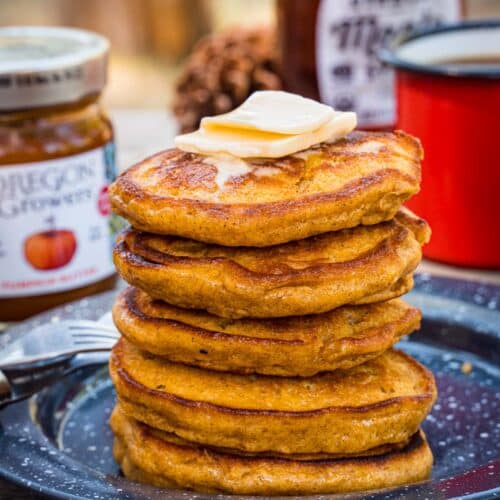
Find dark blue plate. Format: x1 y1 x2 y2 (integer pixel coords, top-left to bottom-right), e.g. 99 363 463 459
0 274 499 499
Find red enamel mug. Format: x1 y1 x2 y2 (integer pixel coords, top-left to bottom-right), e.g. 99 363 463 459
380 21 500 268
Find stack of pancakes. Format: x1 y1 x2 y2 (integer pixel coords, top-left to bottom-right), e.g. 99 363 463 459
108 130 437 495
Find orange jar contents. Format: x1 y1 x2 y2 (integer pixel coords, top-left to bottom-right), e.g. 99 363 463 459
0 27 118 321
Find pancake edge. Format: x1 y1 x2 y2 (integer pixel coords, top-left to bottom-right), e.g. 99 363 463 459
110 345 437 454
112 288 421 376
111 408 433 495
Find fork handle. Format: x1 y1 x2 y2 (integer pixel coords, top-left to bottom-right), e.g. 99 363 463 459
0 352 76 372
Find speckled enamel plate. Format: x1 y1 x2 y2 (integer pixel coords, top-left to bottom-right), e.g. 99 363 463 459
0 275 499 499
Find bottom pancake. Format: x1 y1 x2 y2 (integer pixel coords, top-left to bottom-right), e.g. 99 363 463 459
111 407 433 495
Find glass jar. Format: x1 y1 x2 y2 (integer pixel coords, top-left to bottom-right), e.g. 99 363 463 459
277 0 463 129
0 27 118 321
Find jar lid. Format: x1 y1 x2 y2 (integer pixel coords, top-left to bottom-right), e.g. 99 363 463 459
0 26 109 111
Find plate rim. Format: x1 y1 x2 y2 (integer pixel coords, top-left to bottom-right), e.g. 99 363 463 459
0 274 499 499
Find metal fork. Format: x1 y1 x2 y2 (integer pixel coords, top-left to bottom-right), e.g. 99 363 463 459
0 320 119 371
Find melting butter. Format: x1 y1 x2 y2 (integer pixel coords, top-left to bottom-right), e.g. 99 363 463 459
353 141 385 154
175 90 357 159
176 111 356 159
203 155 251 189
204 155 282 189
201 91 335 134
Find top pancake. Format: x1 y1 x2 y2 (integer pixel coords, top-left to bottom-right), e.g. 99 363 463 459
109 131 422 246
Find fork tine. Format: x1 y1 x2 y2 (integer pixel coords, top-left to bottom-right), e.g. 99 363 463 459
0 318 121 371
70 333 118 342
70 332 120 340
69 327 119 335
68 323 117 333
71 340 117 346
70 340 117 348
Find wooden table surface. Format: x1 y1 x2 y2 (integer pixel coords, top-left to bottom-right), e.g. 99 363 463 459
1 109 499 499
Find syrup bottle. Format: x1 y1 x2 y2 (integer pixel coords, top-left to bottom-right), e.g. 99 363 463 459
277 0 463 129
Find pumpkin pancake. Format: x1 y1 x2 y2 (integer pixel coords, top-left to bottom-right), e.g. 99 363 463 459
113 287 421 376
112 404 411 462
111 407 432 495
110 339 436 455
113 209 429 318
109 130 422 247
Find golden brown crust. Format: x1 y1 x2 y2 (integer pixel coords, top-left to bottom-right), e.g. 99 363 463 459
111 408 433 495
109 340 437 455
113 404 411 461
109 131 422 246
395 207 432 245
113 287 421 376
113 210 429 318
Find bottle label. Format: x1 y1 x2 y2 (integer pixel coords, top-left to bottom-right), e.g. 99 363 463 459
0 143 118 298
316 0 460 127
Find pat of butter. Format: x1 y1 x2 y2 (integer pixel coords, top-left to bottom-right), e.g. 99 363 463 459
201 91 335 135
175 90 356 158
175 112 357 159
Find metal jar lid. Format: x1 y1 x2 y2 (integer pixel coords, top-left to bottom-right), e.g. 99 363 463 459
0 26 109 111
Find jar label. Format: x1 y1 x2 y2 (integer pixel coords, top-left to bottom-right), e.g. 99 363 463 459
0 143 118 297
316 0 461 127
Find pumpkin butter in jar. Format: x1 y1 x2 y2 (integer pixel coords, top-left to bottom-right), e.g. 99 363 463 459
0 27 119 321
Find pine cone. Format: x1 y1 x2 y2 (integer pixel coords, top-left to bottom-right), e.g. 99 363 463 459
172 27 282 133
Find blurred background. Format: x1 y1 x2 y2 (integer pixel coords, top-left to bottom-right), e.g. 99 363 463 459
1 0 498 109
0 0 274 108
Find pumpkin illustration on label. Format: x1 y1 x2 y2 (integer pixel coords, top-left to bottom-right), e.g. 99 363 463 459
24 217 77 271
